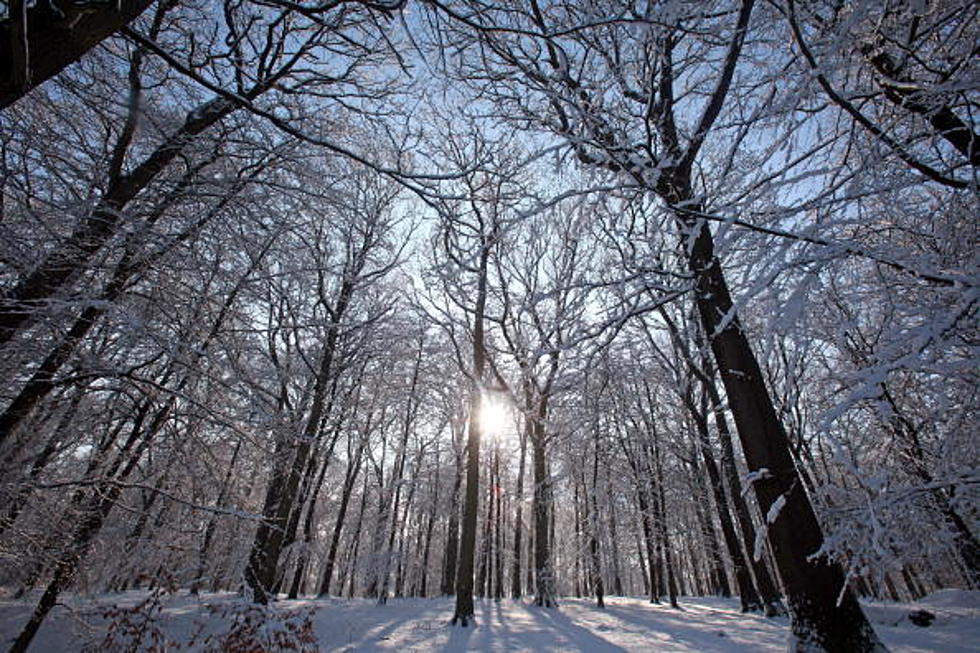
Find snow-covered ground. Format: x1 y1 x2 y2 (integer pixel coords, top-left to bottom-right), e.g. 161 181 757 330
0 589 976 651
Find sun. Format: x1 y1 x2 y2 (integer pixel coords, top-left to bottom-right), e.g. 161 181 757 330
479 395 511 435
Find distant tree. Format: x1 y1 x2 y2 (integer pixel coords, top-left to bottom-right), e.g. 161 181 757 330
427 1 887 647
244 169 406 604
420 130 501 626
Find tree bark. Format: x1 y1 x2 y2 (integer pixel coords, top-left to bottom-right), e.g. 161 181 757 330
451 237 490 626
588 430 605 608
649 432 678 609
687 390 761 611
0 0 154 109
706 367 786 615
192 439 243 594
452 389 482 624
687 446 731 597
493 449 504 600
531 420 556 607
668 180 884 650
441 445 463 595
418 445 441 597
606 471 624 596
244 278 356 604
510 423 528 598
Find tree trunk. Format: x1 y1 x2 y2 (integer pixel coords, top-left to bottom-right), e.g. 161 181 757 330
688 394 760 611
441 448 463 595
688 447 730 597
418 447 441 598
476 454 493 598
0 0 154 109
633 511 650 598
606 471 624 596
0 390 82 537
493 449 504 600
573 477 583 598
192 439 243 594
589 432 605 608
244 284 353 604
344 477 370 599
452 236 490 625
650 434 678 609
668 182 885 650
452 389 482 625
706 366 785 615
510 423 528 598
532 423 556 607
636 479 660 603
317 443 365 596
282 443 326 598
10 385 169 651
0 94 236 351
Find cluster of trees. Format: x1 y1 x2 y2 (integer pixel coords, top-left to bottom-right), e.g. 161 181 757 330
1 0 976 651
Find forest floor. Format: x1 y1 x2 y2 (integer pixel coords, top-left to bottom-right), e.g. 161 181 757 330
0 587 976 651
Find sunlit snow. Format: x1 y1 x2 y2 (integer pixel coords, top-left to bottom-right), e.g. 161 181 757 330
1 590 975 652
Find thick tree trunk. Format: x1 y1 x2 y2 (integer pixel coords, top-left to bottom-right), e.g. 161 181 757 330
451 390 482 625
668 185 885 650
281 446 325 598
243 432 296 603
0 0 154 109
452 233 491 625
245 284 353 604
532 426 556 607
707 372 785 615
287 446 331 598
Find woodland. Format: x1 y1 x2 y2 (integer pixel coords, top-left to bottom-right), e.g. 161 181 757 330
0 0 977 651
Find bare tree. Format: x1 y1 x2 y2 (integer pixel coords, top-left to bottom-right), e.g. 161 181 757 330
426 1 886 647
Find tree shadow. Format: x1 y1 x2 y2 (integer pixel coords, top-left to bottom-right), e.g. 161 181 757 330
603 601 783 651
518 602 629 652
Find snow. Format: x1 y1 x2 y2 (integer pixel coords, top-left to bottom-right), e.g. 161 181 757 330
755 495 788 562
0 590 976 652
765 495 787 526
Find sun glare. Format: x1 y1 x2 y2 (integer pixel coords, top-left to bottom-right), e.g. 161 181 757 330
479 396 511 435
